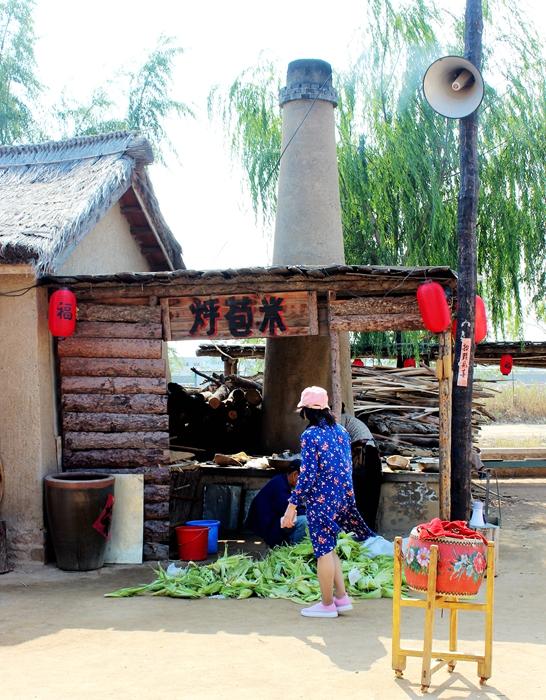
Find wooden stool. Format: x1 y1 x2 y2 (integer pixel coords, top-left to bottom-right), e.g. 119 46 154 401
392 536 495 692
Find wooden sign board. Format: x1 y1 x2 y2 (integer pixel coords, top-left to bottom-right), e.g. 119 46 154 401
168 291 318 340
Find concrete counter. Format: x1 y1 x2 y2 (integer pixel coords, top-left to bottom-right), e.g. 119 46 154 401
376 470 439 540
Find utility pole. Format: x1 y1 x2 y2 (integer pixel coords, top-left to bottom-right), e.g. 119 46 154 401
451 0 483 519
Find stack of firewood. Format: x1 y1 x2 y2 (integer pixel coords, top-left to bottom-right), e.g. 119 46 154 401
352 366 495 457
168 370 263 458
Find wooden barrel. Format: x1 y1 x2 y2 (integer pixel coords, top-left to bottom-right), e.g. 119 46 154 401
45 472 115 571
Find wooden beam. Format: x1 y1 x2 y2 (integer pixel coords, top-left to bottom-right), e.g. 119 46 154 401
327 292 342 420
60 357 166 378
160 298 172 341
329 296 417 315
74 321 162 339
329 314 423 332
64 448 170 468
61 376 167 395
77 303 161 323
62 393 167 414
63 412 169 432
64 431 169 450
438 330 453 520
57 338 163 359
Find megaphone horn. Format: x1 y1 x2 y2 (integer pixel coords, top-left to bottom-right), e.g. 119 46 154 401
423 56 484 119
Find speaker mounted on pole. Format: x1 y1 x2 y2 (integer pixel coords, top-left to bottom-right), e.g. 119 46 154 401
423 55 484 119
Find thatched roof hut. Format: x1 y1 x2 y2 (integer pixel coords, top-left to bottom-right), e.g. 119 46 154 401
0 131 183 272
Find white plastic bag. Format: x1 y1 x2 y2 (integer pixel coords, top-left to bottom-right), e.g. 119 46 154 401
361 535 409 557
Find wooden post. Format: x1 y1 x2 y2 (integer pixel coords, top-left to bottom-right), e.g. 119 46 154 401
327 292 342 420
451 0 483 520
160 298 172 341
421 545 439 691
0 521 9 574
438 330 453 519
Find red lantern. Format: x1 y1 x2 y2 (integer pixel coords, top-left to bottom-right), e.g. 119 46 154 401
49 288 77 337
416 281 451 333
451 295 488 343
403 358 416 367
500 354 513 376
352 358 364 367
475 295 487 343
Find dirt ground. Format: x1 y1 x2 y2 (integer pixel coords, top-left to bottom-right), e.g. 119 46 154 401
1 480 545 700
478 423 546 447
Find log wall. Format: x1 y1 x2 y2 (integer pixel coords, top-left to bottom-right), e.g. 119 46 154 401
58 299 171 559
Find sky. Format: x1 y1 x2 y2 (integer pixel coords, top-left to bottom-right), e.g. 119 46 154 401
32 0 546 340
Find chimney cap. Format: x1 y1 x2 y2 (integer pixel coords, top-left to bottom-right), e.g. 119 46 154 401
280 58 338 106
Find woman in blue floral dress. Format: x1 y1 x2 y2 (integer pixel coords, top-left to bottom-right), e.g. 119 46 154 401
281 386 375 618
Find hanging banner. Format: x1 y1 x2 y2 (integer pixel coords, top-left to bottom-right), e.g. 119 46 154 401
167 291 318 340
456 337 472 387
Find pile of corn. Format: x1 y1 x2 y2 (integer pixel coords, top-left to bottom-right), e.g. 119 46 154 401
106 533 402 603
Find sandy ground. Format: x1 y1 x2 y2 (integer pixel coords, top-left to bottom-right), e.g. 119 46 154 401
478 423 546 447
1 480 545 700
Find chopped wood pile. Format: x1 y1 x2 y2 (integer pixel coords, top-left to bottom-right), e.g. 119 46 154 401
168 369 263 458
352 366 496 457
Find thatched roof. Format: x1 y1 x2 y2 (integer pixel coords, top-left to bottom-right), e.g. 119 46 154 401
0 131 183 273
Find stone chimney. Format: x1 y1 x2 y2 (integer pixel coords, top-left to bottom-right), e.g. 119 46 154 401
262 59 352 452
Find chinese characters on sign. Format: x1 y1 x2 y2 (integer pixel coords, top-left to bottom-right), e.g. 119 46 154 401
456 337 472 387
168 291 316 340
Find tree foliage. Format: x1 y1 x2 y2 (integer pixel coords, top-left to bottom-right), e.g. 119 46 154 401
211 0 545 336
0 0 40 144
57 36 193 161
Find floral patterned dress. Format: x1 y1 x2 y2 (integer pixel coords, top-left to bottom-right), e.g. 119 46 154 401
288 419 375 557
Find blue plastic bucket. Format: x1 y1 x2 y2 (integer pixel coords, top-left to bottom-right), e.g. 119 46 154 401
186 519 221 554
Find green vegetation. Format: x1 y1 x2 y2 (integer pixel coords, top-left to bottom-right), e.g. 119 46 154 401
482 383 546 424
106 533 402 602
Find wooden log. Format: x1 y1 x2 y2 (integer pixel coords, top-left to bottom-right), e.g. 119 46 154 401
144 501 169 521
225 388 245 406
225 375 262 391
438 330 453 520
144 483 170 503
0 521 9 574
329 296 417 316
60 357 166 378
329 314 423 332
74 321 162 339
62 394 167 415
77 303 161 322
208 384 230 409
57 338 162 359
328 292 342 420
63 412 169 432
244 388 262 406
61 376 167 395
64 431 169 450
144 519 169 542
63 448 169 468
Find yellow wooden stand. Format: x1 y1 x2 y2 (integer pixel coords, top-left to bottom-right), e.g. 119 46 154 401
392 537 495 693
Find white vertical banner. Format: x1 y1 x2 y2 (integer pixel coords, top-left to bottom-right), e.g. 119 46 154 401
457 337 473 387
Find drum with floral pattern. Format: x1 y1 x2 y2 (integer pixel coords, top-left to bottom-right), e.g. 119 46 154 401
404 526 488 596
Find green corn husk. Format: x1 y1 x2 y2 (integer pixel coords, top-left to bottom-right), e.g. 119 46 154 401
105 533 406 602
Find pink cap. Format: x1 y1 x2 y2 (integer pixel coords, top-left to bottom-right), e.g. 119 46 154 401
296 386 330 410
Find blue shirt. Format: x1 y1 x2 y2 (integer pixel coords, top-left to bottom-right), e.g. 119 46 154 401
245 474 298 547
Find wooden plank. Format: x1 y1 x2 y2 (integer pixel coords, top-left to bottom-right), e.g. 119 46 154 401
61 376 167 395
64 431 169 450
308 291 319 335
77 303 161 323
438 330 452 520
327 292 342 420
330 296 416 316
329 314 423 332
63 412 169 432
82 296 153 306
57 338 162 359
74 321 162 339
60 357 166 378
62 394 167 414
160 298 172 341
64 448 170 468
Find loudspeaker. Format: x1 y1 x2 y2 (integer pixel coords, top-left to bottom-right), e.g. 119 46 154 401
423 56 484 119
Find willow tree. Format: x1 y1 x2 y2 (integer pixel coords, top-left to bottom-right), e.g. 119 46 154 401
57 36 193 161
0 0 41 144
210 0 545 336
